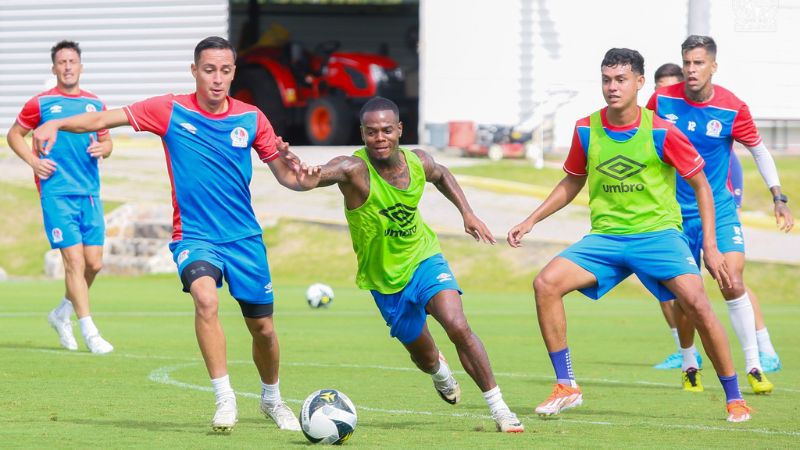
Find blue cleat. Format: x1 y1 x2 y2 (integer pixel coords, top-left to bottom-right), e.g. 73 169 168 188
654 351 702 370
760 352 782 373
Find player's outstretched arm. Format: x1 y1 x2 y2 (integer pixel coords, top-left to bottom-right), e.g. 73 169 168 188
685 171 732 289
6 122 57 179
507 174 585 248
33 109 129 155
744 142 794 232
413 149 495 244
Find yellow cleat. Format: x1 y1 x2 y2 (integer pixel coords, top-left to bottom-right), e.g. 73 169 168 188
682 368 704 392
747 368 774 395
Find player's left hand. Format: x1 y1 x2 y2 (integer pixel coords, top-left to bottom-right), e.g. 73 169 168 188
703 247 732 289
774 202 794 232
86 134 111 159
463 212 496 244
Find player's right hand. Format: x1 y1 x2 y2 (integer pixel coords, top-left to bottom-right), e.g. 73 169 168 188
703 247 732 289
31 157 57 179
506 220 534 248
32 121 60 155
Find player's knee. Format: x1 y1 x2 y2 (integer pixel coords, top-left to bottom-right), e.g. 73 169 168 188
533 272 560 298
85 259 103 275
445 318 472 344
63 256 86 275
193 292 219 319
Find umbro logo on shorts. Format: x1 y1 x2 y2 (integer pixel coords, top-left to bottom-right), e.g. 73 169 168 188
437 272 453 283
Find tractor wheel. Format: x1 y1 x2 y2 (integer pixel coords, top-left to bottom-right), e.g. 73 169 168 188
305 96 352 145
230 66 287 137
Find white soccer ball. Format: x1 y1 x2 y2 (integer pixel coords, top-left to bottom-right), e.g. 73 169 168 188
300 389 357 445
306 283 334 308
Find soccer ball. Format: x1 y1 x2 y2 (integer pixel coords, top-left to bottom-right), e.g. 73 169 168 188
306 283 334 308
300 389 357 445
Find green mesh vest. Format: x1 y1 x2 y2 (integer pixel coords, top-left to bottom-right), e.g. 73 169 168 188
587 108 683 234
345 147 441 293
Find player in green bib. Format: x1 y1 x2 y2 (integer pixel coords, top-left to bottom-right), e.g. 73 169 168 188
286 97 524 433
506 48 752 423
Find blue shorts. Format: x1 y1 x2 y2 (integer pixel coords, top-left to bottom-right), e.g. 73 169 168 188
558 229 700 302
41 195 105 249
683 214 745 267
370 253 462 344
169 234 274 305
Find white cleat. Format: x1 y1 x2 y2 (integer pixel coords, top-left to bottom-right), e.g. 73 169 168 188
212 397 238 432
261 401 301 431
84 334 114 354
47 310 77 351
433 375 461 405
493 409 525 433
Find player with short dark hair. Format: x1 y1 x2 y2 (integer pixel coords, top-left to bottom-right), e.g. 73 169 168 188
507 48 752 422
647 35 792 392
32 36 314 433
285 96 525 433
7 40 114 354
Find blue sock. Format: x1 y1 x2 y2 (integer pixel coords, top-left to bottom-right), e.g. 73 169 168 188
548 347 576 386
718 374 743 403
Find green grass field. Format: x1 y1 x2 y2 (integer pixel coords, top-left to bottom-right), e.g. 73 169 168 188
1 219 799 448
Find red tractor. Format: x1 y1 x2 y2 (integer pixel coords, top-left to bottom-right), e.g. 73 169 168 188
231 40 405 145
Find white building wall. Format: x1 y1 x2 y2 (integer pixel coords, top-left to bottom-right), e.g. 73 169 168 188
0 0 228 134
420 0 522 126
420 0 800 150
707 0 800 120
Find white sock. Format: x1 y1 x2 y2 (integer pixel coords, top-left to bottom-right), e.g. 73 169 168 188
726 294 761 372
211 374 235 404
78 316 99 338
681 345 699 371
431 359 452 382
261 379 281 405
756 328 777 356
55 298 73 321
670 328 680 351
482 386 510 415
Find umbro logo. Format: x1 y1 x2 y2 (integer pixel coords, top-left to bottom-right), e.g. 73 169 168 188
437 272 453 283
596 155 646 181
49 105 62 114
379 203 416 228
264 282 273 294
665 113 679 123
180 122 197 134
686 256 696 265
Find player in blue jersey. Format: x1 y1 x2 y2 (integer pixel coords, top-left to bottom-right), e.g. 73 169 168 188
7 41 114 355
32 36 317 433
647 36 794 393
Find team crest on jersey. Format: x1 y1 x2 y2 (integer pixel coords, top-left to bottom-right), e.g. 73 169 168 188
49 105 62 114
706 120 722 137
230 127 249 148
85 104 97 113
51 228 63 243
177 249 190 265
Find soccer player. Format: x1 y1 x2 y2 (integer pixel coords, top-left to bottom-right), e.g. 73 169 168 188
6 40 114 354
285 96 525 433
32 36 313 433
507 48 752 423
647 36 793 392
651 63 702 370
